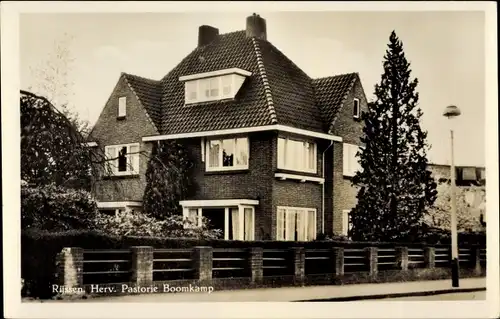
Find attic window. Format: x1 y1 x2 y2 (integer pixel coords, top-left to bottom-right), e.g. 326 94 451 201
118 97 127 118
353 98 360 119
180 68 252 105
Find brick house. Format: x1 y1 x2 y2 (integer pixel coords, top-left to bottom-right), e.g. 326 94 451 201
87 14 368 240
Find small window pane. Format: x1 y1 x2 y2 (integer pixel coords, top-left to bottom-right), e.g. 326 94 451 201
285 209 297 241
186 81 197 101
209 78 219 97
307 210 316 241
231 208 240 240
208 140 220 167
307 143 315 170
222 139 235 167
118 146 128 172
201 79 210 98
118 97 126 117
244 208 254 241
278 138 286 168
296 210 306 241
277 208 285 240
235 138 248 166
353 99 360 117
188 208 198 226
222 75 232 96
129 144 140 173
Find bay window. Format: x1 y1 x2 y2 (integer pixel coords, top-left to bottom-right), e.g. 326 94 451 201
206 137 249 171
278 137 317 173
182 206 255 240
104 143 140 176
276 207 317 241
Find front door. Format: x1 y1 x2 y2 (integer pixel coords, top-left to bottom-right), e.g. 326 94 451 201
201 208 225 233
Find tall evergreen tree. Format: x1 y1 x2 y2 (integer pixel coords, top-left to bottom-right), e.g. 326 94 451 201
349 31 437 242
143 140 193 219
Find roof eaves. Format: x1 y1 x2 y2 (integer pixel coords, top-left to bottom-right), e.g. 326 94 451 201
327 73 358 134
122 73 160 134
250 37 278 124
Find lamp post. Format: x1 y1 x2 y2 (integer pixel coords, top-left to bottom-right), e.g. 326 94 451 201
443 105 461 288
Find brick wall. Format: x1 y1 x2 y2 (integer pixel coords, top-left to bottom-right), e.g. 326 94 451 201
331 77 369 235
180 132 275 240
89 75 158 203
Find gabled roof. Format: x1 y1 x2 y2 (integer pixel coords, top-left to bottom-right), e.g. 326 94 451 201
120 30 359 136
122 73 162 130
312 73 358 133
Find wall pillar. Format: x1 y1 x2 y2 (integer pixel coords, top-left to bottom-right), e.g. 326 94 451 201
365 247 378 278
291 247 305 285
130 246 153 286
55 247 84 295
424 247 435 269
192 246 213 283
332 247 344 276
396 247 409 271
248 247 263 284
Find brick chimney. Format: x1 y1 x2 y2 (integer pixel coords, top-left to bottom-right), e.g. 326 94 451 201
198 25 219 47
246 13 267 41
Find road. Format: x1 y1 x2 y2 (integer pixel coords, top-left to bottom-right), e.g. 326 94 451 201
378 291 486 301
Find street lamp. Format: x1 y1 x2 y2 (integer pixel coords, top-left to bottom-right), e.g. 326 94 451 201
443 104 461 288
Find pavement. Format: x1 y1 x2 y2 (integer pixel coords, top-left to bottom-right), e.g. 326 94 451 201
47 277 486 302
379 290 486 301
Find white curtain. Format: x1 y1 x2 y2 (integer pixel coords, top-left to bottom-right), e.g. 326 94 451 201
244 207 254 241
296 211 306 241
285 209 296 241
307 210 316 241
129 144 140 173
231 208 240 240
277 208 285 240
209 141 220 167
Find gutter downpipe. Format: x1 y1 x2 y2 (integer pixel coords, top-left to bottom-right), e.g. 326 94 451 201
322 141 334 235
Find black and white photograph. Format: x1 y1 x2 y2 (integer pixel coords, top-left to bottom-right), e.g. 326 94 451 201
2 1 498 318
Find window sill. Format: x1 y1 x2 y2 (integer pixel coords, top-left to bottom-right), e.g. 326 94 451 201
102 174 140 180
276 168 319 178
204 169 249 176
274 173 324 184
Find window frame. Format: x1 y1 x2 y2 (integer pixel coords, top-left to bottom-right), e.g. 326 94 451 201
342 209 352 237
184 74 235 104
118 97 127 118
353 98 360 119
276 206 317 241
205 136 249 172
104 142 140 176
343 143 362 177
277 137 317 174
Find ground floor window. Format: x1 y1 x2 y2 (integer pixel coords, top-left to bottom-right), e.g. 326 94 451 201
342 209 353 238
276 207 316 241
183 206 255 241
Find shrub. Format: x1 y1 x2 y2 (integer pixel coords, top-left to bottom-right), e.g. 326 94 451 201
21 183 98 231
94 209 222 239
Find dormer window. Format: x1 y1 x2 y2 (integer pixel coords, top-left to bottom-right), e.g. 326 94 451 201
118 97 127 118
353 98 360 119
180 68 252 105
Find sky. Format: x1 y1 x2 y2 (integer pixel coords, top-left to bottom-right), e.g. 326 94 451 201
19 11 486 167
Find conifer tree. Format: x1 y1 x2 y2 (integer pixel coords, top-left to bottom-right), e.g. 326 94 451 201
349 31 437 242
143 140 193 219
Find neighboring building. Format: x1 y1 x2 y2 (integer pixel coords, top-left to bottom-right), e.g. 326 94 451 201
87 13 371 240
427 163 486 187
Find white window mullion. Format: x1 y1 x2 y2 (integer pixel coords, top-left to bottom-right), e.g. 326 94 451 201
224 208 229 240
238 205 245 241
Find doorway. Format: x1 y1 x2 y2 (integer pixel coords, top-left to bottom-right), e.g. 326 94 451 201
201 208 225 233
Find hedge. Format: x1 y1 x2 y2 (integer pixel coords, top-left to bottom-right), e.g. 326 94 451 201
21 229 486 299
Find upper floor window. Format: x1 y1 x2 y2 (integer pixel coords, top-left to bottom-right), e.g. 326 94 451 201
353 98 360 119
104 143 140 176
180 68 252 105
206 137 249 171
118 97 127 118
277 137 316 174
343 143 362 177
